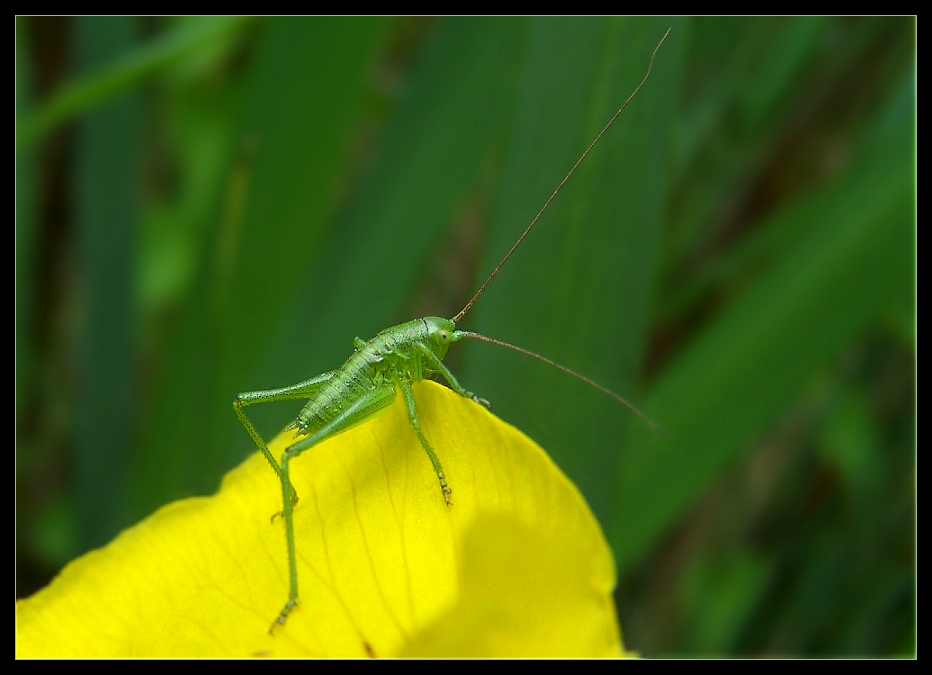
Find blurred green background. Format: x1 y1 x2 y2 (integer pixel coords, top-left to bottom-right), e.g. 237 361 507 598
16 16 914 656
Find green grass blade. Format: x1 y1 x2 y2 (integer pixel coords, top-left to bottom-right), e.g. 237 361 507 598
134 17 390 515
611 72 913 647
71 17 143 550
461 16 680 524
16 16 253 149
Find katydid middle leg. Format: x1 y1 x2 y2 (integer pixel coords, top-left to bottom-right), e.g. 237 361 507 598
398 379 453 505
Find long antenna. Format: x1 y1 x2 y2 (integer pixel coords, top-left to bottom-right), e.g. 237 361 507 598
452 27 671 325
459 331 664 434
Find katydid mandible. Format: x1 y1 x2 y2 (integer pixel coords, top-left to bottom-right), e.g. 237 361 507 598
234 28 669 633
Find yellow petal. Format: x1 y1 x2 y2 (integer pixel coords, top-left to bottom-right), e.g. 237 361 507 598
17 381 628 657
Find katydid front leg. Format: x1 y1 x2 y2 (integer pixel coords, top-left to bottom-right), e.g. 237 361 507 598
414 342 491 409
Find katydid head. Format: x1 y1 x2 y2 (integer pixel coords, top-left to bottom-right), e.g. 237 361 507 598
424 316 461 360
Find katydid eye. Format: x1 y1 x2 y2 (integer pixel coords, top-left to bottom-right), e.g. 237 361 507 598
439 330 449 341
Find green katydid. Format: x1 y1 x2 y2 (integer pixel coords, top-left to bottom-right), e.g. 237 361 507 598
234 28 669 633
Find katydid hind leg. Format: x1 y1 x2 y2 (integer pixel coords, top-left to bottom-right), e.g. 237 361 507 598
271 384 396 632
233 370 336 513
